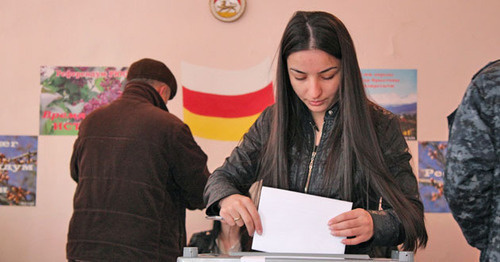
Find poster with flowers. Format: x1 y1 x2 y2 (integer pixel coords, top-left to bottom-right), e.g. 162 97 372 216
362 69 417 140
0 136 37 206
418 141 450 213
40 66 127 135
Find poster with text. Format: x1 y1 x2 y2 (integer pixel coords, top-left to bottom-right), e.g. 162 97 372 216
362 69 417 140
418 141 450 213
0 136 37 206
40 66 127 135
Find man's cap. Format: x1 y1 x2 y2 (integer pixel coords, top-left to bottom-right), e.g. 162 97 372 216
126 58 177 99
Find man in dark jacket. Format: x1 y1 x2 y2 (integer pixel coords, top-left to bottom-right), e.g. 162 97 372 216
67 58 210 262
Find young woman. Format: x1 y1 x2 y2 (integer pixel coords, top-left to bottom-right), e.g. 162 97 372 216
204 11 428 257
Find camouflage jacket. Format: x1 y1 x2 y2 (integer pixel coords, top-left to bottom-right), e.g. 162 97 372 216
445 59 500 262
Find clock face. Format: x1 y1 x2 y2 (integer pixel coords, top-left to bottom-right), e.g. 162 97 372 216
209 0 246 22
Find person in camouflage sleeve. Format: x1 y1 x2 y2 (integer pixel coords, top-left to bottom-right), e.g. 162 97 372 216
444 59 500 262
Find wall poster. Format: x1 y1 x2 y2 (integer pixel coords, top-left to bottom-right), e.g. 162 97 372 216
418 141 450 213
362 69 417 140
40 66 127 135
0 136 37 206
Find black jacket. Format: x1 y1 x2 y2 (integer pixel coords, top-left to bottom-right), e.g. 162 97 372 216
204 103 422 257
67 81 210 262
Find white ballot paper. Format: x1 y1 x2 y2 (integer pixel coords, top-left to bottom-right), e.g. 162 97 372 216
252 186 353 254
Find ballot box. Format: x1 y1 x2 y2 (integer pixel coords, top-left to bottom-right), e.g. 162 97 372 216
177 248 414 262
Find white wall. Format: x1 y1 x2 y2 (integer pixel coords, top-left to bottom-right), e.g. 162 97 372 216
1 1 499 261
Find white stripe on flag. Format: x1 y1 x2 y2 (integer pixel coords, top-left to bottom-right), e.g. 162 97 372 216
181 58 272 95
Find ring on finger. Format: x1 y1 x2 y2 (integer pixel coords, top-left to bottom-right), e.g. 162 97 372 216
234 217 241 222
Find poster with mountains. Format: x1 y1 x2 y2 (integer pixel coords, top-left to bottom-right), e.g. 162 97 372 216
362 69 417 140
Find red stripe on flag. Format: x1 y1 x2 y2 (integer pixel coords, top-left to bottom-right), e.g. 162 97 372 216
183 83 274 118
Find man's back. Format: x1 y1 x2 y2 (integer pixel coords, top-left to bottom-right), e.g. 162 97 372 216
67 81 209 262
444 59 500 262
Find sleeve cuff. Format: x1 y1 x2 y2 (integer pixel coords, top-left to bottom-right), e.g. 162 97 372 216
368 210 402 246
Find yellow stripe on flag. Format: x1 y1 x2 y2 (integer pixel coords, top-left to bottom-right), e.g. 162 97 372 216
184 108 260 141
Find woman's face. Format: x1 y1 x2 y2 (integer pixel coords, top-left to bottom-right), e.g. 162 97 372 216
287 49 341 121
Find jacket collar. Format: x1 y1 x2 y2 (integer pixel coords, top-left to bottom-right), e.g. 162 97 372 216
324 102 340 120
122 80 169 112
302 102 340 128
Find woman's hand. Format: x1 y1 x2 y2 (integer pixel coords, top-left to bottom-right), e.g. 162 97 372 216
328 208 374 245
219 194 263 236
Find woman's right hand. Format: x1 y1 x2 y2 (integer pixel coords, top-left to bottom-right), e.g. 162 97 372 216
219 194 263 236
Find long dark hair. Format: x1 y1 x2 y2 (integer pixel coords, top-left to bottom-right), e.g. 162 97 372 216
258 11 427 252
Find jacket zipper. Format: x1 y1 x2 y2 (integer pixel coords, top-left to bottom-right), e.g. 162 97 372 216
304 123 319 193
304 147 317 193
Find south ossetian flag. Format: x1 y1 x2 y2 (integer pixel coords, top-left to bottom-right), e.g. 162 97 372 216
182 59 274 141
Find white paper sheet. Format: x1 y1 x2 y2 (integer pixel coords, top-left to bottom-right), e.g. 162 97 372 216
251 186 353 254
